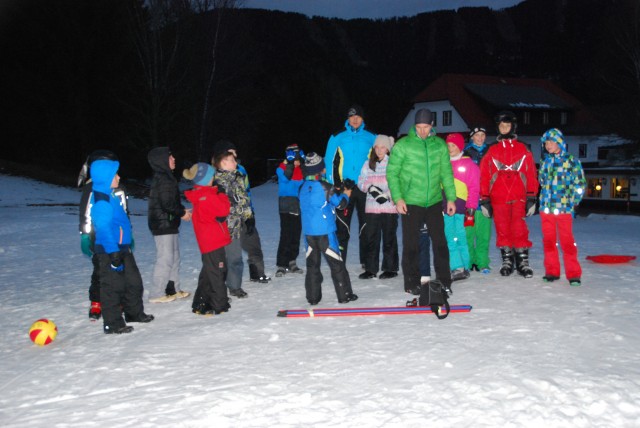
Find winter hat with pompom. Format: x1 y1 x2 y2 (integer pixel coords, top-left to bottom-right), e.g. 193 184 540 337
183 162 214 186
446 133 465 152
303 152 325 176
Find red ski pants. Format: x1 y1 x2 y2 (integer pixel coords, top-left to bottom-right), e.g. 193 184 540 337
540 212 581 279
492 200 532 248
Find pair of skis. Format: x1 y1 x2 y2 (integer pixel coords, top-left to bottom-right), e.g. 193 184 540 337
277 304 472 318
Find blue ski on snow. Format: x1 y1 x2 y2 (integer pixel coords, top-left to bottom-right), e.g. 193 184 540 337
277 304 472 318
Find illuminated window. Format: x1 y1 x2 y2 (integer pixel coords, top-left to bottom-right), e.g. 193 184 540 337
611 177 629 199
587 178 602 198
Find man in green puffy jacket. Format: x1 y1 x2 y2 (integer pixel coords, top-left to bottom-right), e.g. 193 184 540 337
387 108 456 294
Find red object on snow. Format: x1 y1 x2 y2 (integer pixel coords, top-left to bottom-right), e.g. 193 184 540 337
585 255 637 264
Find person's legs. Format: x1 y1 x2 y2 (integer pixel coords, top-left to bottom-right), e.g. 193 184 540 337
425 203 451 290
335 198 354 263
401 205 426 292
364 213 382 274
541 213 561 277
557 214 582 280
380 213 399 273
304 236 323 304
225 238 244 292
150 234 175 300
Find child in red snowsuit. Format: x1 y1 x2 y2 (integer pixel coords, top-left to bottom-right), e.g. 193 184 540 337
479 111 539 278
183 163 232 315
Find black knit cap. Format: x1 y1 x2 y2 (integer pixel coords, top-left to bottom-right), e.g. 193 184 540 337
414 108 433 125
213 139 237 157
347 104 364 118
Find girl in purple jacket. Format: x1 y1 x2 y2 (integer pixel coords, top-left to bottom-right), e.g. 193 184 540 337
357 135 399 280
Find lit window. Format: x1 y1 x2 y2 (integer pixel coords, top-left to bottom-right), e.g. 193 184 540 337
586 178 602 198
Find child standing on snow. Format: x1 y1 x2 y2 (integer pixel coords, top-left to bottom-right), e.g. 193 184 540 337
357 135 399 280
90 158 154 334
444 133 480 281
275 144 305 277
463 126 493 274
538 128 586 286
183 163 233 315
479 111 539 278
298 152 358 305
212 149 253 298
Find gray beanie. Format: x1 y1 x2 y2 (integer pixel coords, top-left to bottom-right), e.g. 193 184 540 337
414 108 433 125
373 135 394 153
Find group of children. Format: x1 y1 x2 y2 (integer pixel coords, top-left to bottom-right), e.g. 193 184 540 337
78 109 586 334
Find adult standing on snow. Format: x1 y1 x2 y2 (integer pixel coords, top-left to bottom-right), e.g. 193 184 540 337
479 111 539 278
324 105 376 266
538 128 586 286
387 108 456 295
147 147 192 303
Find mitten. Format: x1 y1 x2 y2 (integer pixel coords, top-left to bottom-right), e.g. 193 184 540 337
368 185 388 204
80 233 93 257
298 150 306 160
110 252 124 273
525 197 537 217
285 149 296 162
464 209 475 227
479 200 493 218
245 216 256 235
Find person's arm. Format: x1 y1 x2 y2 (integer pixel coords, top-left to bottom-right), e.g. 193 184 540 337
324 135 338 184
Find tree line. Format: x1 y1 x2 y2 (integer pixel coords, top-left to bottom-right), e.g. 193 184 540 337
0 0 638 185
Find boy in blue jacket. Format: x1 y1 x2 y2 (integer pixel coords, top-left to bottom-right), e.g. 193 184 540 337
298 152 358 305
90 158 154 334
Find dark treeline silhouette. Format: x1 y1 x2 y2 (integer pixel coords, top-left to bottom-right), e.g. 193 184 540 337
1 0 638 185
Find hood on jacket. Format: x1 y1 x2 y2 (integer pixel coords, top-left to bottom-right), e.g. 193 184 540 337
540 128 566 159
90 159 119 194
148 147 173 174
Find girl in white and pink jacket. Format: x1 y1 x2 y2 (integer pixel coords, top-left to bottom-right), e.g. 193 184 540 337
357 135 399 280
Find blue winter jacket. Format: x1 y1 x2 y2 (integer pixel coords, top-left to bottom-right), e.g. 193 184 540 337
324 120 375 184
90 159 133 255
276 162 304 197
299 178 348 236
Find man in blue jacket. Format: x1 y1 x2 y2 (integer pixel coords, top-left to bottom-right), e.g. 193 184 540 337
90 158 154 334
324 105 376 266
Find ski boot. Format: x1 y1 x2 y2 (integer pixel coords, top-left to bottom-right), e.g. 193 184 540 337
89 301 101 321
499 247 515 276
515 248 533 278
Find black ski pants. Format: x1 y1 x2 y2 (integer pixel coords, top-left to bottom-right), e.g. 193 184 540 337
401 204 451 291
335 186 367 265
192 248 228 312
97 251 145 330
363 212 399 274
276 212 302 268
304 234 353 304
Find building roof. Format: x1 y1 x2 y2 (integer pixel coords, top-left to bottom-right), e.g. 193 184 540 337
412 74 604 134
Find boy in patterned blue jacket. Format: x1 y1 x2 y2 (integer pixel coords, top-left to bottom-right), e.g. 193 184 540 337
298 152 358 305
538 128 586 286
90 158 154 334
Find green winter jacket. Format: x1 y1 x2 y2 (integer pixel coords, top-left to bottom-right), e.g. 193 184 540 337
387 127 456 208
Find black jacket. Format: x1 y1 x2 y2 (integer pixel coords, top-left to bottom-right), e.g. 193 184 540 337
147 147 186 235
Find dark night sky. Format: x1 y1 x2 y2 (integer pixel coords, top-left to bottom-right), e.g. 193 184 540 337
241 0 524 20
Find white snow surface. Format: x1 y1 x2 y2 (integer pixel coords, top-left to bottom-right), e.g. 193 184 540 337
1 173 639 427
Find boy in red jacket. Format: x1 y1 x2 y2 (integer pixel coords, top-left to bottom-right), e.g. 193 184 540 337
183 163 232 315
479 111 539 278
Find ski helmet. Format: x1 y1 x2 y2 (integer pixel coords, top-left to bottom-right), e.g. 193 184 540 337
494 111 518 140
77 150 119 187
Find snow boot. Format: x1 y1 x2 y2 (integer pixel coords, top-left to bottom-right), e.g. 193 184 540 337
288 261 304 274
275 266 288 277
165 280 176 296
499 247 515 276
89 301 101 321
569 278 582 286
515 248 534 278
249 264 271 283
451 268 470 281
543 275 560 282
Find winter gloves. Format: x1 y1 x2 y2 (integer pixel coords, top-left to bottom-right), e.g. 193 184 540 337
526 196 537 217
479 200 493 218
110 252 124 273
286 149 305 162
367 185 388 204
80 233 93 257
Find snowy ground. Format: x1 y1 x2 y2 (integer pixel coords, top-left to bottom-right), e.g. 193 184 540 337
1 173 639 427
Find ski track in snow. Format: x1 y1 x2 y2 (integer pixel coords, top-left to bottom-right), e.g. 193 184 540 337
1 174 640 427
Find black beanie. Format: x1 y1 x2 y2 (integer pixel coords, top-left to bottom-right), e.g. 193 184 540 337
213 140 237 157
414 108 433 125
347 105 364 118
